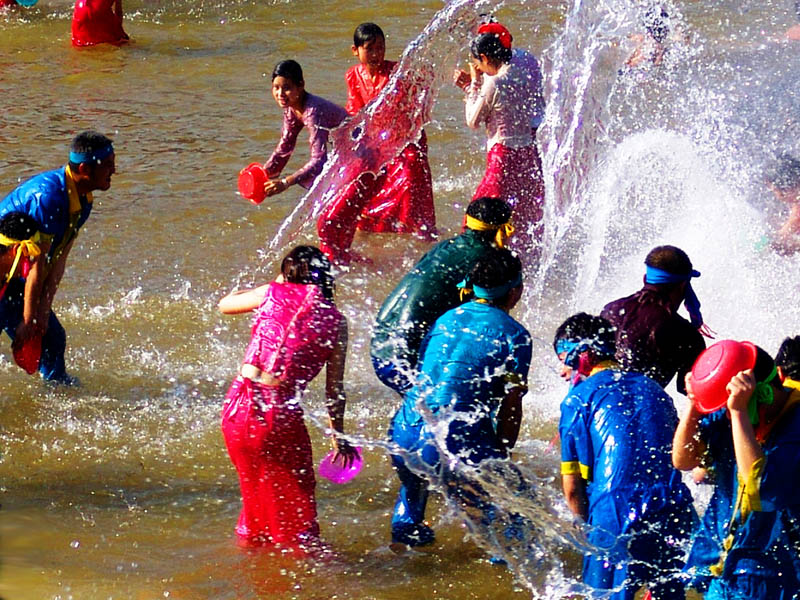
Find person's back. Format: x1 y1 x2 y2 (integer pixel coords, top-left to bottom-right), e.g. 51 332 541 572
601 285 703 389
601 244 706 393
370 196 513 394
371 230 493 369
399 302 530 437
243 281 341 391
496 48 544 133
563 368 687 510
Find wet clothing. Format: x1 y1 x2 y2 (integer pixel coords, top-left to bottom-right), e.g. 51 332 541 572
264 93 348 190
0 167 93 381
316 62 436 264
472 141 543 256
390 301 531 544
344 60 395 115
71 0 129 47
464 48 545 256
464 49 545 150
601 284 705 394
688 388 800 599
221 281 342 547
370 229 498 393
559 367 694 600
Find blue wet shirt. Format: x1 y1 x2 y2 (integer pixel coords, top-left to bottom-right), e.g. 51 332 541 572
395 301 531 464
0 167 93 259
697 390 800 599
559 368 692 533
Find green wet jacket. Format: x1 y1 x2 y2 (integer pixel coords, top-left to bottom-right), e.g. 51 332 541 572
370 228 497 369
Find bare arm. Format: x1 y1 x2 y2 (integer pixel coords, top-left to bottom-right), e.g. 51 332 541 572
562 473 589 521
217 283 270 314
38 239 73 325
726 369 765 478
496 384 526 451
325 317 357 466
14 239 51 343
672 373 707 470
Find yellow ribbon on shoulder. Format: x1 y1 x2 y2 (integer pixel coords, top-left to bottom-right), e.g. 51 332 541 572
465 215 514 248
0 231 43 282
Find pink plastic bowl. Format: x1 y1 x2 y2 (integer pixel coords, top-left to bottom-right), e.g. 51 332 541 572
691 340 757 414
238 163 267 205
319 447 363 484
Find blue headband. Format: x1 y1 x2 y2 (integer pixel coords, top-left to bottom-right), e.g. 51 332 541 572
457 272 522 300
555 337 615 368
644 265 704 328
69 144 114 165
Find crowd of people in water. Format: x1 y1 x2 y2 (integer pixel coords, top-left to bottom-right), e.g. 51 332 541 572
3 3 800 600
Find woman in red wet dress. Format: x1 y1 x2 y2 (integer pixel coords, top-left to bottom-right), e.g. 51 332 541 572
218 246 357 549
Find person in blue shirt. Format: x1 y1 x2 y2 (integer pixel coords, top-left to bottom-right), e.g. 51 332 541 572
388 247 531 547
554 312 694 600
673 343 800 599
0 131 116 382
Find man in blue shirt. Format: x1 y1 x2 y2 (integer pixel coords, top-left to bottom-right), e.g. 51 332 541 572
388 248 531 547
554 312 694 600
0 131 116 382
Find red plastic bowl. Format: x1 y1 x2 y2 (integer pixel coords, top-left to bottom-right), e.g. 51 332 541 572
237 163 267 205
690 340 757 413
13 334 42 375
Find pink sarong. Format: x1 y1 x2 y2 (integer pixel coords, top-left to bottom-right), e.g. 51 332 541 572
473 142 544 259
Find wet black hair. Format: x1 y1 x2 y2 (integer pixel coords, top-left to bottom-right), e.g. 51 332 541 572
0 212 39 248
69 130 113 171
466 197 512 224
776 336 800 380
552 312 617 358
353 22 385 47
470 32 512 64
753 345 781 388
645 245 693 277
765 152 800 191
271 60 304 86
465 197 514 242
464 247 522 305
281 245 334 300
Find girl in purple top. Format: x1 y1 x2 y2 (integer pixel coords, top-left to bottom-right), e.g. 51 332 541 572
263 60 348 197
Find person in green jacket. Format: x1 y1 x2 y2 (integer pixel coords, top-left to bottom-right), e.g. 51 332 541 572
370 196 514 394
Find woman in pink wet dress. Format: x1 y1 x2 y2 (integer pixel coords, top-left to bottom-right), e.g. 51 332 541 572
218 245 357 550
454 22 546 258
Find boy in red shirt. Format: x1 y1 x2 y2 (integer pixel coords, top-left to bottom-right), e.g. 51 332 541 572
317 23 437 264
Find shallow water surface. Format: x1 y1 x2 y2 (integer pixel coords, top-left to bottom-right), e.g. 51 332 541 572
2 0 800 597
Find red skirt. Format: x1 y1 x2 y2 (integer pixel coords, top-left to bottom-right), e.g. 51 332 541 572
473 142 544 258
221 377 319 547
317 133 437 264
357 133 436 236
